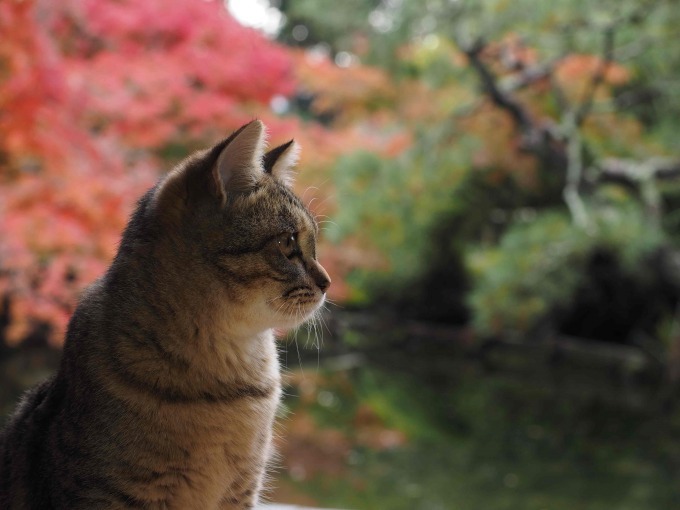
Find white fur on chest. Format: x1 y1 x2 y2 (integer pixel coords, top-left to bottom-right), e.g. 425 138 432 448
118 380 281 510
105 330 282 509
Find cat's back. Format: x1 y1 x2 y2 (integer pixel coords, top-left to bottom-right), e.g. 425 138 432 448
0 373 64 509
0 281 105 510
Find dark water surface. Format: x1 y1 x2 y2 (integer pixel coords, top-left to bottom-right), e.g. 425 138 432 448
273 315 680 510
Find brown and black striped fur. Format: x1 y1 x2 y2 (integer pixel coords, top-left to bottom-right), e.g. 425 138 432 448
0 121 330 509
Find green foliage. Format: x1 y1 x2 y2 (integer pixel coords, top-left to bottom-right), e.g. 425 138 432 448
299 0 680 339
278 0 381 51
467 201 665 336
328 138 473 301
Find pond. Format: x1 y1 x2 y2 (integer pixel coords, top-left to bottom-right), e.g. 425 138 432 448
1 313 678 510
270 313 680 510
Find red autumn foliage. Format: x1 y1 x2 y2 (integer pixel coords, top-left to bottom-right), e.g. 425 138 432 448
0 0 296 345
48 0 296 147
0 0 400 345
555 53 631 102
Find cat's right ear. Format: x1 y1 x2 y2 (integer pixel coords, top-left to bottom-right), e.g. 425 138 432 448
263 139 299 188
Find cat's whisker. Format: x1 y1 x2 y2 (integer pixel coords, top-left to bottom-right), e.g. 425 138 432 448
318 306 332 338
305 179 331 209
314 215 338 236
315 309 325 370
291 303 305 376
301 186 320 203
293 345 304 375
316 218 334 225
317 309 325 347
316 219 338 227
273 300 288 319
311 311 321 352
310 193 335 215
279 388 295 398
267 294 287 304
324 297 343 309
306 197 319 211
312 312 321 372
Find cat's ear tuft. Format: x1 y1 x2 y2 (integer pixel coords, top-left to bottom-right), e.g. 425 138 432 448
213 120 267 201
263 140 300 188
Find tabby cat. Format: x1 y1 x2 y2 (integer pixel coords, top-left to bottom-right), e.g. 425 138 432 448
0 120 331 510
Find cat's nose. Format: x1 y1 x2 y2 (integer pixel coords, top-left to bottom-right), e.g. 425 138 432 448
312 262 331 293
317 274 331 293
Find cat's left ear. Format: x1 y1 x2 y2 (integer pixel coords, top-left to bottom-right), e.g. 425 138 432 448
213 120 267 202
263 140 300 188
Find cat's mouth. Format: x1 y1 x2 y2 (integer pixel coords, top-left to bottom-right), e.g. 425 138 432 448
271 286 325 325
285 286 324 308
284 286 316 301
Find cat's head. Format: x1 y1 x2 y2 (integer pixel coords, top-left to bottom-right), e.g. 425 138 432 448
148 120 330 335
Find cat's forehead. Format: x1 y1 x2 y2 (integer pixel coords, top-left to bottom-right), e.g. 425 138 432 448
232 182 316 236
266 184 316 233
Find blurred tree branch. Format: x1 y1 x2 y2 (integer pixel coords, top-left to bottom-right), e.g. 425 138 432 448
461 38 541 137
597 157 680 219
457 8 679 228
574 26 615 126
598 157 680 182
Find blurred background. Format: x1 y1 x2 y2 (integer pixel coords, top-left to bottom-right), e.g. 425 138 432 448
1 0 679 508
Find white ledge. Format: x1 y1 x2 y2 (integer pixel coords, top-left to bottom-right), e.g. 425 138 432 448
259 505 344 510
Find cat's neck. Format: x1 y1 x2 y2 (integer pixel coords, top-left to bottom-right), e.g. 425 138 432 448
99 248 278 386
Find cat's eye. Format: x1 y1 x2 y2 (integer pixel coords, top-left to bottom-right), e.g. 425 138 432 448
277 232 299 259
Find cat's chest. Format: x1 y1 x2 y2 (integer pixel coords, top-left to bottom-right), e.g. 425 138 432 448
155 386 281 441
119 389 281 509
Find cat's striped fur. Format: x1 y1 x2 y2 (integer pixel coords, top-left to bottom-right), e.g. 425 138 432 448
0 121 331 509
